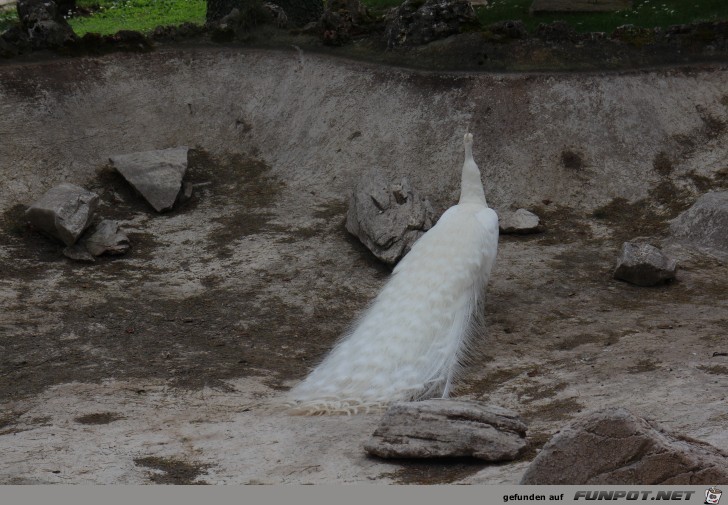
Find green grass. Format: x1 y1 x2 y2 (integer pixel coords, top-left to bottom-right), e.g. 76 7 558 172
476 0 728 33
0 7 18 32
2 0 728 39
69 0 206 35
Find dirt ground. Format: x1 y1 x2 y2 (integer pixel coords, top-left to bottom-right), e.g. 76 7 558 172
0 47 727 484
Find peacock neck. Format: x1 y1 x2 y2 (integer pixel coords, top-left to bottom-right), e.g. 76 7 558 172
459 143 488 206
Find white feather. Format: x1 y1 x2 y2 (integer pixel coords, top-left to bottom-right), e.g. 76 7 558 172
288 133 499 415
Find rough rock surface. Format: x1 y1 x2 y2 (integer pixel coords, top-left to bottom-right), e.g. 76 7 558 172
498 208 541 234
109 146 189 213
487 20 528 40
669 191 728 259
318 0 372 45
520 408 728 484
383 0 478 48
536 20 578 43
318 0 367 46
26 183 99 246
62 243 95 262
16 0 76 49
364 399 527 461
83 220 130 256
613 242 677 286
345 168 435 265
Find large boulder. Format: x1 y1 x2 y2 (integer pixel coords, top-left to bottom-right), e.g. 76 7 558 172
364 400 528 461
26 183 99 246
521 408 728 484
16 0 76 49
613 242 677 286
346 168 435 265
669 191 728 259
109 146 189 213
384 0 478 48
319 0 372 46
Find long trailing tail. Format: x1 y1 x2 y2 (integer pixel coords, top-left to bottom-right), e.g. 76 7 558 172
287 133 498 415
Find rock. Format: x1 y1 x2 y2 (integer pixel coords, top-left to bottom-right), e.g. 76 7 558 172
16 0 76 49
364 399 528 461
536 20 578 43
669 191 728 259
269 0 323 27
150 22 205 42
109 146 189 213
520 408 728 484
320 9 353 46
384 0 478 48
318 0 373 45
498 208 542 234
83 220 130 256
613 242 677 286
63 243 95 263
106 30 152 52
346 168 435 265
487 19 528 40
26 183 99 246
263 1 288 27
611 24 657 46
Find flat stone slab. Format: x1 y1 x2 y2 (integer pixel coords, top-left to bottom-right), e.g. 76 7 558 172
531 0 632 14
613 242 677 286
521 408 728 484
364 399 527 461
26 183 99 246
109 146 189 212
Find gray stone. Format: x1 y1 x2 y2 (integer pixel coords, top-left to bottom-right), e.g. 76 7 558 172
83 220 130 256
520 408 728 484
669 191 728 259
614 242 677 286
499 208 542 234
536 20 578 42
487 20 528 40
346 168 435 265
364 399 528 461
263 2 288 27
109 146 189 213
26 183 99 246
16 0 76 49
62 243 95 262
384 0 478 48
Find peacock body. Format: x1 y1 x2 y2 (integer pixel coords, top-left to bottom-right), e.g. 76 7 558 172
288 133 499 415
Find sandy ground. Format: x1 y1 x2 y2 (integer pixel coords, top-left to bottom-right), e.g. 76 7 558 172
0 47 727 484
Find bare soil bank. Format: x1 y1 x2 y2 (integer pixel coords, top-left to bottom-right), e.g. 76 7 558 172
0 48 726 483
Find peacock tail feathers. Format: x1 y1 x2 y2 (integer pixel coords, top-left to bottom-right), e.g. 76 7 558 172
287 133 499 415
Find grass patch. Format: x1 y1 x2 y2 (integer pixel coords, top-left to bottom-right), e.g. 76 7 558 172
0 7 18 32
3 0 728 41
70 0 206 35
